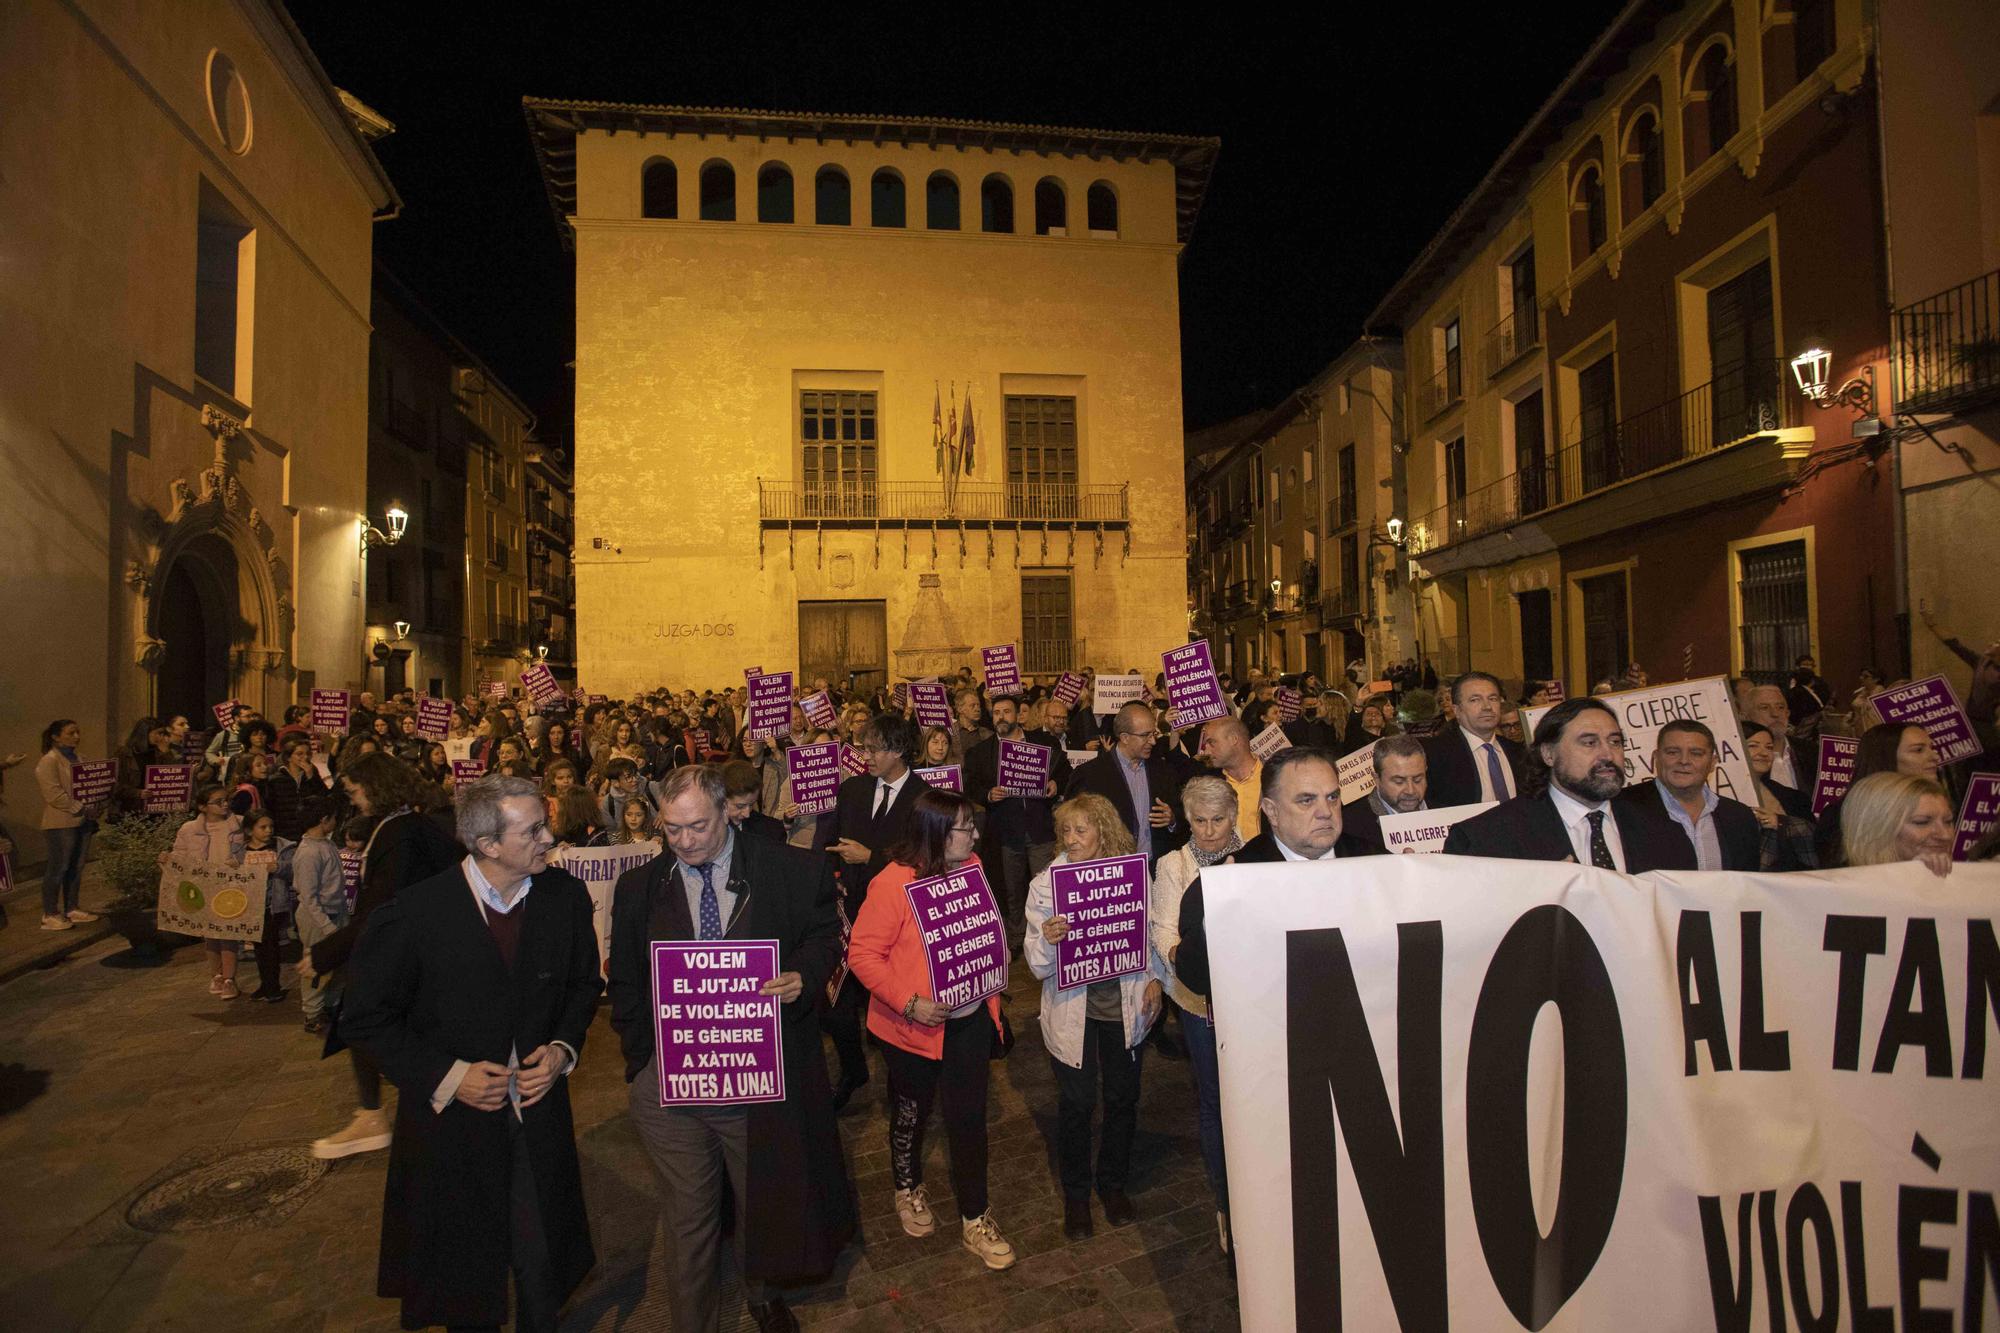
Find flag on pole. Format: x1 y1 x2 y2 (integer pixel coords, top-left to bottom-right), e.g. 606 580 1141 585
962 387 976 472
932 382 943 474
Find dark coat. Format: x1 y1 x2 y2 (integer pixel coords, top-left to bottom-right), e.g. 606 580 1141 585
736 810 788 845
607 833 856 1283
963 729 1073 845
1422 728 1528 808
1338 796 1391 857
1173 823 1380 1000
812 769 932 915
263 764 331 843
310 807 463 975
1617 780 1762 871
1063 747 1187 863
340 864 603 1329
1765 777 1812 821
1441 790 1697 870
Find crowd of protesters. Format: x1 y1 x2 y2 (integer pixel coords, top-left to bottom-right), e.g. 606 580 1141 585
3 617 1995 1332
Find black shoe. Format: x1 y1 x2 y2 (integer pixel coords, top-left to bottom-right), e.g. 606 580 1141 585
747 1296 799 1332
302 1018 327 1035
1062 1195 1094 1241
1100 1188 1136 1227
252 987 288 1004
830 1069 868 1114
1148 1026 1186 1060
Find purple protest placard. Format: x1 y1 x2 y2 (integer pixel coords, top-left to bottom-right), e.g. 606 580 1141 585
1956 774 2000 862
904 861 1010 1009
891 681 909 712
415 696 454 742
310 688 352 734
451 759 487 784
916 764 962 792
142 764 195 814
785 742 843 816
997 739 1052 798
800 690 837 733
1050 853 1150 989
1162 641 1229 729
1276 687 1304 723
212 699 244 729
69 760 115 806
520 663 565 708
1052 672 1086 708
1871 673 1984 765
180 732 208 766
839 745 869 778
1811 736 1859 815
650 940 785 1107
339 849 364 910
909 680 952 729
747 671 794 740
981 645 1022 697
480 680 509 701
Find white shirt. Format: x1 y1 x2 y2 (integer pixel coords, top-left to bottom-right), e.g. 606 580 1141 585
1461 726 1514 802
873 768 910 817
1275 835 1337 863
1548 785 1627 872
1767 740 1800 790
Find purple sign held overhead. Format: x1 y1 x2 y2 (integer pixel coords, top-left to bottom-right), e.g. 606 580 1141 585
909 680 952 729
650 940 786 1107
1871 673 1984 765
310 688 352 733
521 663 565 708
142 764 194 814
747 670 794 740
339 848 364 910
800 690 837 733
1956 774 2000 862
785 741 844 816
1051 672 1086 708
904 862 1010 1010
212 699 243 729
1050 853 1150 989
451 759 487 784
415 696 454 742
839 745 869 778
1161 641 1228 729
1811 736 1859 815
916 764 962 792
981 645 1022 697
996 739 1052 798
1276 687 1304 723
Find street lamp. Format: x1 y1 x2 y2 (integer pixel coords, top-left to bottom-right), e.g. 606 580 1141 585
1384 515 1405 546
392 620 410 641
537 644 550 660
1789 347 1874 414
360 505 409 553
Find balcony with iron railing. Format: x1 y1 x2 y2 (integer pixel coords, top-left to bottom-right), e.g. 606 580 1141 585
1319 585 1364 621
1422 357 1465 421
1022 638 1085 675
1893 266 2000 417
482 616 526 650
530 570 574 604
759 480 1128 526
1484 306 1540 379
1406 359 1799 559
527 501 573 542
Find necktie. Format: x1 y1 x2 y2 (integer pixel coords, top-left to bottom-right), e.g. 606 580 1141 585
874 782 891 820
1584 811 1617 870
1483 743 1511 800
694 862 722 941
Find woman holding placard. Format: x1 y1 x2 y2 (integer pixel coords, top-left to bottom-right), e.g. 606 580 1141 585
1815 723 1942 866
167 783 247 997
36 718 105 932
1025 792 1166 1241
847 789 1019 1272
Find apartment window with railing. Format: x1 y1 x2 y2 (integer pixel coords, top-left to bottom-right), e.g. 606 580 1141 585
1444 438 1468 538
1335 444 1357 528
1005 395 1077 517
1737 539 1809 681
1443 319 1462 400
800 390 878 516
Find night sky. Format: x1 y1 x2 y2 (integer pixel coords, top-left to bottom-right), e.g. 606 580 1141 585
294 4 1626 434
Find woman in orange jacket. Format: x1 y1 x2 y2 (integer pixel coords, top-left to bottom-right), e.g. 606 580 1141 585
847 789 1018 1272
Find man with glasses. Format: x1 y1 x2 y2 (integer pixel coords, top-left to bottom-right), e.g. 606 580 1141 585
1064 701 1183 869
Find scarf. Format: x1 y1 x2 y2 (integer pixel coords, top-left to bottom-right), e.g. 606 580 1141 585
1190 832 1244 869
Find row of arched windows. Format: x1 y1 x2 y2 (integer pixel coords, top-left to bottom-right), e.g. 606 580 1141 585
639 159 1121 235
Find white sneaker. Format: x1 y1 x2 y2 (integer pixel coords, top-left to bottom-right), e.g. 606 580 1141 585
895 1185 936 1238
40 915 73 932
961 1211 1017 1270
65 909 100 922
208 975 227 996
312 1108 393 1160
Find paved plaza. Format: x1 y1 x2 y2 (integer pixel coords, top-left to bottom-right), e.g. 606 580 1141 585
0 930 1240 1331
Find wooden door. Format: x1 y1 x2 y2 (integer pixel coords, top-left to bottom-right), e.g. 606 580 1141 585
798 601 887 693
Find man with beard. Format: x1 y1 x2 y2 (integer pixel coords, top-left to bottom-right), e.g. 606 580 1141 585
1339 735 1429 856
963 694 1071 937
1442 698 1695 871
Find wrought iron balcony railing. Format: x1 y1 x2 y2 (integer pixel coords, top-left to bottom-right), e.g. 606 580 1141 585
1893 266 2000 417
759 480 1128 525
1422 358 1465 421
1484 306 1540 379
1022 637 1084 676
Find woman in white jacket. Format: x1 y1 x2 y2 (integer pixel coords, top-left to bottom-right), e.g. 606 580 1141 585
1024 792 1166 1242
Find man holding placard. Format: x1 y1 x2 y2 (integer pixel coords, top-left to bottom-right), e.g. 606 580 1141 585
1065 702 1183 869
608 766 853 1333
964 694 1072 937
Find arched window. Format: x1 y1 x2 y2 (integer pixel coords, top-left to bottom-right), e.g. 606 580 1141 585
1628 113 1665 213
870 169 905 227
1574 166 1607 257
980 174 1013 233
1034 178 1066 235
1697 44 1737 157
757 164 794 223
925 172 960 230
1086 181 1119 235
640 158 677 219
699 161 735 221
814 166 851 225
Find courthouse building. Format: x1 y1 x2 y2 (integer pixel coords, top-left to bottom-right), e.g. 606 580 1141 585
1 1 395 769
524 101 1216 693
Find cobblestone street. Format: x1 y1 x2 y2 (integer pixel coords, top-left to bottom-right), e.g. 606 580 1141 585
0 934 1239 1331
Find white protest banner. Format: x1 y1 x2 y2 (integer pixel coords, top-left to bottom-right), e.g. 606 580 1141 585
1336 741 1377 804
1092 673 1144 716
156 856 270 941
1204 856 2000 1330
1525 675 1753 802
1064 749 1098 772
553 841 662 969
1249 723 1292 762
1377 801 1495 854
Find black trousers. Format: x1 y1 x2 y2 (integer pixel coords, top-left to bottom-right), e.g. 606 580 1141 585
883 1009 994 1219
253 908 287 995
1051 1017 1144 1199
446 1114 560 1332
823 975 870 1086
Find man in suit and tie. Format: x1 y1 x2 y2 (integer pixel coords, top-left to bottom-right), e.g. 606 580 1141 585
963 694 1071 938
611 765 855 1333
814 712 931 1108
1340 735 1432 856
1064 701 1184 868
1617 720 1762 870
1443 697 1697 871
1423 671 1527 808
339 775 602 1333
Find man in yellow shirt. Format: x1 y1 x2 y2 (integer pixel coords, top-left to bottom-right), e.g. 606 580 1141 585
1197 716 1263 842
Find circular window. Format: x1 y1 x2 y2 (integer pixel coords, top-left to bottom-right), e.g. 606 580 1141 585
206 51 252 155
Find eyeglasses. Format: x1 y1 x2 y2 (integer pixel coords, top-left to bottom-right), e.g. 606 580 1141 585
949 823 977 835
1121 730 1160 741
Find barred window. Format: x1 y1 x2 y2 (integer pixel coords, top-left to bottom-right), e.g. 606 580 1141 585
1737 540 1809 682
800 390 877 516
1005 395 1077 517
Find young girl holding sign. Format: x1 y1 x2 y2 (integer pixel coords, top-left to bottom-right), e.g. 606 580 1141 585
167 783 246 998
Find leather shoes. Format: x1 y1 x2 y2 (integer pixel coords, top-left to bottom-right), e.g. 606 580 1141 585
1100 1188 1136 1227
830 1069 868 1114
748 1297 799 1332
1062 1194 1094 1240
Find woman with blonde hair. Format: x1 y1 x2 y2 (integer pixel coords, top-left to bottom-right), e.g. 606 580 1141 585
1025 792 1166 1241
1840 772 1955 877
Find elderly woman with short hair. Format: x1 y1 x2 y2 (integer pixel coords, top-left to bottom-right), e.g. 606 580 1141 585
1148 774 1239 1257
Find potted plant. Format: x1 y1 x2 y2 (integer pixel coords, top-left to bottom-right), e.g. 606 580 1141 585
91 812 184 966
1952 337 2000 385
